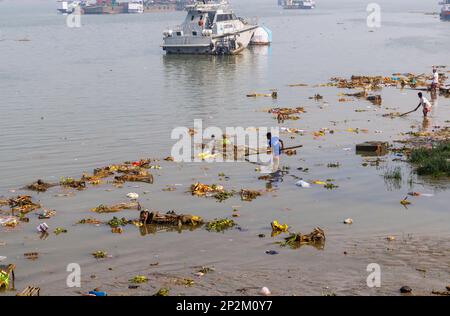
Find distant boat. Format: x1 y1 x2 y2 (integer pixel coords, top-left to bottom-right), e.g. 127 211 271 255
57 1 83 14
440 0 450 20
127 1 144 14
279 0 316 10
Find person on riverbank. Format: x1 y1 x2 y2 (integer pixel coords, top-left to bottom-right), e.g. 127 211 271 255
411 92 432 117
267 132 284 172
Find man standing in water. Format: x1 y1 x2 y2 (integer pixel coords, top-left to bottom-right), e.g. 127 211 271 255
431 67 440 91
267 132 284 172
411 92 432 117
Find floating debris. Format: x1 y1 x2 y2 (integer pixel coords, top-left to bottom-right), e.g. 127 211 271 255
400 197 411 207
114 173 154 184
140 210 203 227
206 218 236 232
190 183 224 196
25 180 57 192
367 94 382 105
154 288 170 296
126 192 139 200
60 177 86 190
213 191 235 202
175 278 195 287
343 218 353 224
0 216 19 228
53 227 67 235
77 218 102 225
309 94 323 100
24 252 39 260
36 223 49 233
107 217 129 228
129 275 148 284
281 227 326 249
247 91 277 98
240 189 261 202
91 202 139 213
9 196 41 214
324 182 339 190
356 141 389 156
38 210 56 219
111 227 123 234
197 266 215 274
295 180 311 188
92 251 108 259
271 220 289 236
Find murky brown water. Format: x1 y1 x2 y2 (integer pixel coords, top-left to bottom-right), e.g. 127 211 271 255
0 0 449 295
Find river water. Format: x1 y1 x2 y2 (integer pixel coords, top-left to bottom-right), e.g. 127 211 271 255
0 0 449 295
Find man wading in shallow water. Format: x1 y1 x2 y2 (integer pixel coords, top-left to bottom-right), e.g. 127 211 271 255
414 92 433 117
267 132 284 172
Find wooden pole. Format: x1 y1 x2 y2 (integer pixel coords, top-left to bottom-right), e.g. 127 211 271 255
244 145 303 157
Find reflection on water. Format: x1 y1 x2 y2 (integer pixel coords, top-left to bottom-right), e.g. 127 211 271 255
162 46 271 87
421 117 431 131
138 223 203 236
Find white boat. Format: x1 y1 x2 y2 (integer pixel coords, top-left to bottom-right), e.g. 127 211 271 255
280 0 316 10
127 0 144 14
57 0 83 14
162 1 259 55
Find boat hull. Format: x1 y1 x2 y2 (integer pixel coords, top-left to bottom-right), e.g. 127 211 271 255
441 11 450 20
282 5 315 9
163 26 257 55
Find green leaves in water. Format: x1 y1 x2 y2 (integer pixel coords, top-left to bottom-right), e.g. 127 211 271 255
213 191 234 202
53 227 67 235
107 217 129 228
153 288 169 296
129 275 148 284
92 250 107 259
206 218 236 232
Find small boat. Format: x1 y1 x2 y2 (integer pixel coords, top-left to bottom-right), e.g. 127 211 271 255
440 0 450 20
57 0 83 14
279 0 316 10
162 1 259 55
127 0 144 14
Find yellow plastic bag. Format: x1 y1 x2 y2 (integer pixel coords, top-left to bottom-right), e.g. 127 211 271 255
271 220 289 232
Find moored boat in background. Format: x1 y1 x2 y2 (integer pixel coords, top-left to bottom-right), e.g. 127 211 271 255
279 0 316 10
440 0 450 20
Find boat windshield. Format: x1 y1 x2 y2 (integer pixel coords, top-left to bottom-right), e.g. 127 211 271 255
216 13 237 22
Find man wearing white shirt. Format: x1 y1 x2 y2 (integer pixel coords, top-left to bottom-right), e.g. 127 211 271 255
431 67 439 91
412 92 432 117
